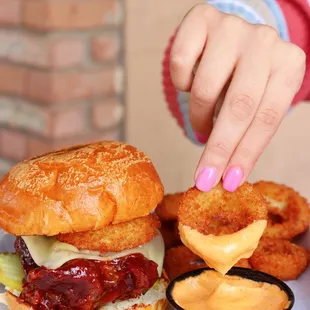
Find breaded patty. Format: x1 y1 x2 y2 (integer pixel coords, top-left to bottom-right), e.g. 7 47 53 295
178 182 267 235
249 238 309 281
57 214 160 253
254 181 309 240
156 193 183 222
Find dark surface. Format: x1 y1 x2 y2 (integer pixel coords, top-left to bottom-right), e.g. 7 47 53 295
166 267 295 310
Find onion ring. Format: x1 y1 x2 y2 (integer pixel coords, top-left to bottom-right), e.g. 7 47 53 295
178 182 267 235
249 238 309 280
164 246 251 280
56 214 160 253
156 193 183 222
254 181 309 240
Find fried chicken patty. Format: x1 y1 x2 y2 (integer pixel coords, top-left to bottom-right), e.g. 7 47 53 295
57 214 160 253
254 181 310 240
178 183 267 235
156 193 183 222
249 238 309 281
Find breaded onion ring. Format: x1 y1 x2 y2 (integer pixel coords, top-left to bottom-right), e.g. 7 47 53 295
254 181 309 240
249 238 309 280
156 193 183 222
164 246 251 280
164 245 207 280
178 182 267 235
57 214 160 253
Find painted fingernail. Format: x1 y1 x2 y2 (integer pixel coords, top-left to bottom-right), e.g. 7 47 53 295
223 167 243 192
195 167 217 192
195 132 208 144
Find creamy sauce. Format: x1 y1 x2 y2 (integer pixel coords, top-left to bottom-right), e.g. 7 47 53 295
22 233 165 275
172 270 290 310
179 220 267 275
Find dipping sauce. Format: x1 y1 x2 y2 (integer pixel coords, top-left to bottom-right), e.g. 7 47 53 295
178 220 267 275
172 270 290 310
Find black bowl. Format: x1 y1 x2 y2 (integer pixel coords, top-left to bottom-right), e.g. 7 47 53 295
166 267 295 310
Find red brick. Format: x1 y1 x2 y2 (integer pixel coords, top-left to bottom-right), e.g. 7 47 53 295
51 106 86 139
92 98 123 129
0 0 21 26
92 33 120 62
25 68 116 104
0 130 27 161
48 39 85 68
0 97 49 136
27 138 53 158
23 0 120 30
0 65 26 95
0 31 84 69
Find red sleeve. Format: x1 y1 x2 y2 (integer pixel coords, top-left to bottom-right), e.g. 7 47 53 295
277 0 310 103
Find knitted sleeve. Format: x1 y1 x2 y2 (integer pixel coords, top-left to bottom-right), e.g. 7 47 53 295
162 0 310 145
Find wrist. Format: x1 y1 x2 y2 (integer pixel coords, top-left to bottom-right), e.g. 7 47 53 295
206 0 289 41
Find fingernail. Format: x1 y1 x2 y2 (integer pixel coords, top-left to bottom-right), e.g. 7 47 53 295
223 167 243 192
195 167 217 192
195 132 208 144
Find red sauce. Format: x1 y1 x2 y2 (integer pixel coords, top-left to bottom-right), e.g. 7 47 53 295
19 254 159 310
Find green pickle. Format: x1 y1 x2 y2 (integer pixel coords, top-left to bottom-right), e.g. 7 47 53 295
0 253 24 292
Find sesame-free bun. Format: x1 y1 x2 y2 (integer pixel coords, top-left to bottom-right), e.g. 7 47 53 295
0 141 164 236
5 278 168 310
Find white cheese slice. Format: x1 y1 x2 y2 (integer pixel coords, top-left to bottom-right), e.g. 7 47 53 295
22 232 164 275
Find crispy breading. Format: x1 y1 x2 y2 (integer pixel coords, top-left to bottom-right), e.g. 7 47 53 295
235 258 252 269
164 246 207 280
164 246 251 280
254 181 309 240
56 214 160 253
249 238 309 281
178 182 267 235
156 193 183 222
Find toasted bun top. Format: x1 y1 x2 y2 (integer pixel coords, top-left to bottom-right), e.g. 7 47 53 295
0 141 164 236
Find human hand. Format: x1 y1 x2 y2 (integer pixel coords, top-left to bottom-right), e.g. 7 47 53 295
169 4 306 192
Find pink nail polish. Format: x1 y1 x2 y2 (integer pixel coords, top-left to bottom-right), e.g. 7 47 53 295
195 132 208 144
223 167 243 192
195 167 217 192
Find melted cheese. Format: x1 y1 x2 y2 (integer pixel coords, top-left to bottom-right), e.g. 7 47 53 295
22 233 164 275
179 220 267 275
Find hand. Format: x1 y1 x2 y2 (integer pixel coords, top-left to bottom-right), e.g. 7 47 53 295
170 4 306 192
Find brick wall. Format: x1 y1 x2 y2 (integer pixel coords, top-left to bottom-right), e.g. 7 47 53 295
0 0 124 175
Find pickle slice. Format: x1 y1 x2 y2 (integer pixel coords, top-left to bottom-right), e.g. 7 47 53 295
0 253 24 292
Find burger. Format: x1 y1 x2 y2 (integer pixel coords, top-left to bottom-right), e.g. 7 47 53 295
0 141 167 310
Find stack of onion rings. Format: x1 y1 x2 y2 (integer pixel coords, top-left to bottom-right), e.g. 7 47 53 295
254 181 309 240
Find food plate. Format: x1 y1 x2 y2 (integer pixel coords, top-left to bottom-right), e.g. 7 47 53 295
0 229 308 310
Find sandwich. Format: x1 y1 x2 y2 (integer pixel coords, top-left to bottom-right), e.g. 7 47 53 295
0 141 167 310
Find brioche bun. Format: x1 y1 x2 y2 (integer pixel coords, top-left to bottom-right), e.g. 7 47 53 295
0 141 164 236
5 278 168 310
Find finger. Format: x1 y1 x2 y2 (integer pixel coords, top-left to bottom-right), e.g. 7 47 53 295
190 27 239 135
223 46 306 191
170 4 220 91
195 47 271 191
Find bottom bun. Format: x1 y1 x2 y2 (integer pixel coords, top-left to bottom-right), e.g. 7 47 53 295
5 278 168 310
